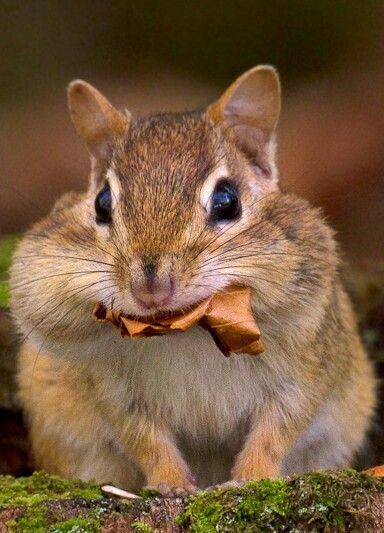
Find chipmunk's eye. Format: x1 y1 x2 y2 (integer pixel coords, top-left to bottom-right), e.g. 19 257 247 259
210 180 241 222
95 183 112 224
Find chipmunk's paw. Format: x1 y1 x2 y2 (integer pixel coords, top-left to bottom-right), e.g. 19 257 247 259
146 460 198 496
146 480 198 497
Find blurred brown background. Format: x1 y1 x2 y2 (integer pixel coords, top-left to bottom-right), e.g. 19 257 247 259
1 0 384 261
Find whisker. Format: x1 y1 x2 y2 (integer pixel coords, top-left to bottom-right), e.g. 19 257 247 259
189 206 253 262
201 271 277 285
187 190 283 262
199 252 327 270
16 254 114 268
186 281 222 291
198 245 335 269
186 204 255 263
193 215 258 261
18 276 115 345
14 271 114 327
72 223 122 264
12 269 115 290
199 264 262 273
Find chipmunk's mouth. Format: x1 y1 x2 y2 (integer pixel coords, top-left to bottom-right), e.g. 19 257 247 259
94 301 183 323
130 294 174 317
125 297 204 322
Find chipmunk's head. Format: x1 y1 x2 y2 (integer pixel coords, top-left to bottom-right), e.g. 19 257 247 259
12 66 335 350
11 65 338 352
62 66 282 317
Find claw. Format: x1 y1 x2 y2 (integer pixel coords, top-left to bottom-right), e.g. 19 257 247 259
146 481 198 497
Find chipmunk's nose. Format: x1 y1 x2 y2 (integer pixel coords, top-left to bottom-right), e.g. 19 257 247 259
131 260 174 309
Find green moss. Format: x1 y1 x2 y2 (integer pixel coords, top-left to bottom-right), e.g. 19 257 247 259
0 235 18 275
1 470 384 531
6 509 101 533
138 488 160 498
0 235 19 307
178 470 384 532
0 472 103 533
50 517 100 532
0 281 8 307
132 520 153 532
0 471 102 507
6 505 49 533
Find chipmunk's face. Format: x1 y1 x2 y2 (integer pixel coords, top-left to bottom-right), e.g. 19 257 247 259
65 67 282 318
91 110 280 317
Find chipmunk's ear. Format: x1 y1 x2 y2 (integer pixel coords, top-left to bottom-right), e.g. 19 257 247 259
207 65 281 180
67 80 130 170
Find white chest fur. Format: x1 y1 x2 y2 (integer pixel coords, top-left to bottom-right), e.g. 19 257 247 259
60 325 264 444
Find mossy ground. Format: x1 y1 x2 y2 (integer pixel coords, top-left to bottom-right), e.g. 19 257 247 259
1 470 383 532
178 470 384 532
0 235 19 307
0 472 104 532
0 471 102 506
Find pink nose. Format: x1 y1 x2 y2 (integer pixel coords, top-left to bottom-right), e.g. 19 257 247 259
131 276 174 309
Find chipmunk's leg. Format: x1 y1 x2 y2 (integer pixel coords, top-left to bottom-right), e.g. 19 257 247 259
18 343 196 494
231 401 306 482
17 343 142 489
112 415 197 496
19 343 196 495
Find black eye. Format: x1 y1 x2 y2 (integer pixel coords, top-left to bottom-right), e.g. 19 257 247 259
95 183 112 224
210 180 241 222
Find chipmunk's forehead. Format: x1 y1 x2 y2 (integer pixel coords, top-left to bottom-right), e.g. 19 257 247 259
111 112 221 191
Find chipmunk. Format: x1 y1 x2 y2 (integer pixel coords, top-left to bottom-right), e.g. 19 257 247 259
10 66 376 495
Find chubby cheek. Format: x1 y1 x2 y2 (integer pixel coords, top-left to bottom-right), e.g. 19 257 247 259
179 257 231 305
184 278 226 305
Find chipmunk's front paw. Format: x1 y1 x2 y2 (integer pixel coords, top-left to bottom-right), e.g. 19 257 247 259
146 466 197 497
147 480 198 497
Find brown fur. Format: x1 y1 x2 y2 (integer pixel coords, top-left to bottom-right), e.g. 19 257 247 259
11 67 376 494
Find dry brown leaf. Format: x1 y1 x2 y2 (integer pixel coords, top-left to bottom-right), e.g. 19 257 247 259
93 286 265 357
